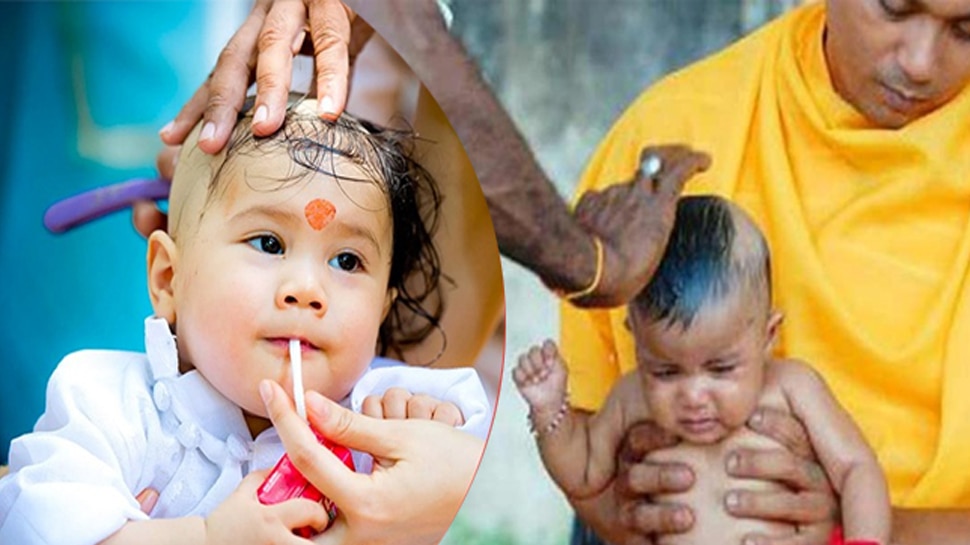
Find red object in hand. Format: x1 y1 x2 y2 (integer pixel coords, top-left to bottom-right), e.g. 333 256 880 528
830 527 882 545
257 428 355 538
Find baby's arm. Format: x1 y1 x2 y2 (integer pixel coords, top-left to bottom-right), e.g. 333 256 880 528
100 470 329 545
514 340 648 499
779 360 891 545
361 387 464 427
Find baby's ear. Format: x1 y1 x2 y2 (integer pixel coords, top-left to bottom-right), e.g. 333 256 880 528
764 310 784 354
147 231 179 324
382 287 399 322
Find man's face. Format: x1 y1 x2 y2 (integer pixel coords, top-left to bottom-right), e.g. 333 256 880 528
631 294 776 445
826 0 970 128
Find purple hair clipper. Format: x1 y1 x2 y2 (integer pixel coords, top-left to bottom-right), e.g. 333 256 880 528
43 178 170 234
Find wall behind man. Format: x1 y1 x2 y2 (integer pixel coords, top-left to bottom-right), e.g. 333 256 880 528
440 1 800 543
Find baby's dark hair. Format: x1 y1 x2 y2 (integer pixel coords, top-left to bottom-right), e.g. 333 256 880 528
631 195 771 329
206 103 443 360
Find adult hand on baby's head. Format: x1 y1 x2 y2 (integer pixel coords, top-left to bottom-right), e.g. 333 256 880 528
725 407 838 545
131 146 178 238
160 0 374 155
261 380 484 545
570 145 711 308
572 420 694 545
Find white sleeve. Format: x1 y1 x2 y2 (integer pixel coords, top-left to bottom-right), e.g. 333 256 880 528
0 351 150 545
350 366 492 440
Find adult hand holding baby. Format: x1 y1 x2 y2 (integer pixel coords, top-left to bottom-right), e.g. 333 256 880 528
260 379 485 545
566 420 693 545
724 407 838 545
585 410 836 545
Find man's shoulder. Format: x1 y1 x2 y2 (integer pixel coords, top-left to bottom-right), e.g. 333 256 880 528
621 6 801 124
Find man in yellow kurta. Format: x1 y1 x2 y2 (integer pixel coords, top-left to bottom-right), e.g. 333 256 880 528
562 0 970 543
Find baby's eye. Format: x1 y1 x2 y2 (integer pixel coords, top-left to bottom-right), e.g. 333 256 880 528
708 363 737 376
328 252 363 272
650 367 680 380
246 234 284 255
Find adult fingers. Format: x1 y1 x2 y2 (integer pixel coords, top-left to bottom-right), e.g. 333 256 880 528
617 460 694 497
724 489 833 524
656 149 711 198
131 202 168 238
186 1 270 153
307 0 354 119
726 448 830 492
252 0 307 136
260 381 366 505
636 145 710 197
303 388 400 459
619 421 680 462
160 83 211 146
747 407 815 460
155 145 179 180
620 501 694 536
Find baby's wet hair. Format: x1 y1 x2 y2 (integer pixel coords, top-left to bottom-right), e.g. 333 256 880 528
631 195 771 329
207 103 443 360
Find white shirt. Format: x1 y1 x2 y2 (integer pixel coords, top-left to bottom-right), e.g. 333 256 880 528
0 317 490 545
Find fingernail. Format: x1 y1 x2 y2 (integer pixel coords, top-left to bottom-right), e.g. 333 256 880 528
727 452 739 472
292 29 307 53
318 96 336 119
253 104 268 125
673 508 691 529
200 121 216 142
259 380 273 405
749 409 763 428
725 491 739 509
670 467 691 487
138 489 159 513
158 120 174 137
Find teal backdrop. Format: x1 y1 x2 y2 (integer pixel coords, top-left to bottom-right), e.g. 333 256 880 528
0 1 220 463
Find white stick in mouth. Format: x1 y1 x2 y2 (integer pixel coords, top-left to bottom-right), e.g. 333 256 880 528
290 339 306 421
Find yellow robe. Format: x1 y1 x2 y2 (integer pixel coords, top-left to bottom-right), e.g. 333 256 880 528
560 2 970 507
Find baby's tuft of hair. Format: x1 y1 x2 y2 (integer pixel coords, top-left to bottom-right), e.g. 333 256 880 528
632 195 771 330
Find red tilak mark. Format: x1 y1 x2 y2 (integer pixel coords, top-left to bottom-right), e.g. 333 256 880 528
304 199 336 231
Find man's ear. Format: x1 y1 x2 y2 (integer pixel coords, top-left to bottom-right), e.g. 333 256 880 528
147 231 179 324
382 287 399 322
764 309 784 355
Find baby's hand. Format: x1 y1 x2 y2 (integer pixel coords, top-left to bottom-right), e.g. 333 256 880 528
513 339 568 412
361 387 465 427
205 469 329 544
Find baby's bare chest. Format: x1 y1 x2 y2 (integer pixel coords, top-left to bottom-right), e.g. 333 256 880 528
644 382 797 545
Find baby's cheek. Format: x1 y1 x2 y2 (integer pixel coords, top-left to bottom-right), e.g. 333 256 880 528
646 387 678 430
